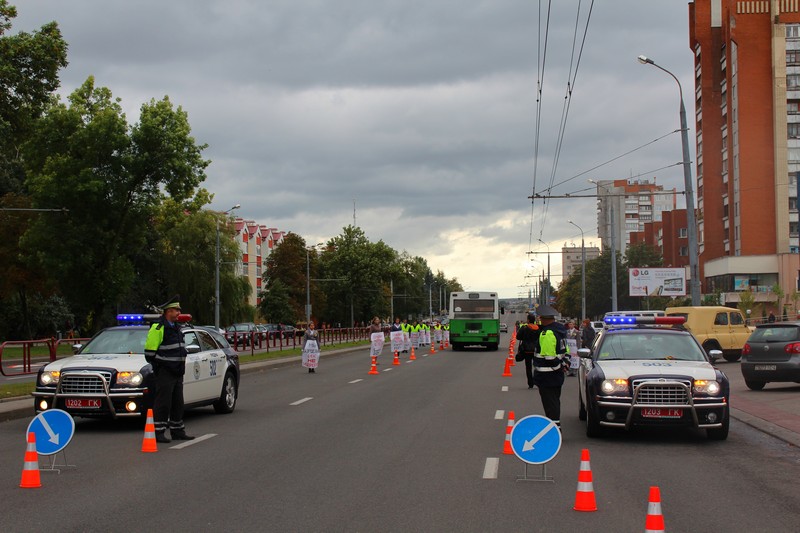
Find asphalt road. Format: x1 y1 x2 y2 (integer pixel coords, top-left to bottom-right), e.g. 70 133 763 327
2 330 799 532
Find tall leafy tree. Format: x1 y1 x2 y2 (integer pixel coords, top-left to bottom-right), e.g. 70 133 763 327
22 78 209 331
262 232 309 322
0 1 68 195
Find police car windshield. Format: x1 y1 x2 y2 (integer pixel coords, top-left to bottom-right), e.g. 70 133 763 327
81 328 148 354
596 331 706 362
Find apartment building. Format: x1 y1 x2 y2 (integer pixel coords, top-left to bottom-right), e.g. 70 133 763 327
630 209 690 269
594 178 677 253
233 218 285 306
561 244 601 281
689 0 800 312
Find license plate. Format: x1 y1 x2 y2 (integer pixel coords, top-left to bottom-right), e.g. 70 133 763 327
754 365 777 371
65 398 102 409
468 330 479 334
641 408 683 419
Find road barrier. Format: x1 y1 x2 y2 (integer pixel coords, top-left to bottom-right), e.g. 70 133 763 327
0 338 90 376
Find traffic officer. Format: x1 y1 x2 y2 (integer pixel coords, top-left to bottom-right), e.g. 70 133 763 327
400 318 411 353
144 297 194 443
516 305 569 426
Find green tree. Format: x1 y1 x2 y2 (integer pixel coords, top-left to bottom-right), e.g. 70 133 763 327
623 242 663 268
771 283 785 319
737 290 759 324
0 1 68 195
262 233 311 322
22 78 209 332
260 279 295 324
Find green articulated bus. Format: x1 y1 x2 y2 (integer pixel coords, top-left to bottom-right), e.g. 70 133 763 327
448 291 501 351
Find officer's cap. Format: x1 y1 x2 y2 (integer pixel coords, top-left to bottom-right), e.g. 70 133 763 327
536 304 558 318
527 313 537 323
159 295 181 312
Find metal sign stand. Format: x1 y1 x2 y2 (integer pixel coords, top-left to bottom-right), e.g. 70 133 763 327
40 450 76 474
516 462 554 483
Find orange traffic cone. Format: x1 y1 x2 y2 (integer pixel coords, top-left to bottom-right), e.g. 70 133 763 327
508 352 516 367
393 351 401 365
368 356 379 375
430 342 436 354
645 486 665 532
503 411 516 454
444 338 449 348
439 340 444 351
409 347 416 360
20 432 41 488
502 357 512 377
573 449 598 512
141 408 158 453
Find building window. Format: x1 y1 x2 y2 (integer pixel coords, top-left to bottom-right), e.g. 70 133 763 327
788 25 800 39
790 197 798 211
789 74 800 88
790 101 800 115
791 222 799 237
789 51 800 66
723 204 729 218
679 227 688 238
790 123 800 139
679 246 688 256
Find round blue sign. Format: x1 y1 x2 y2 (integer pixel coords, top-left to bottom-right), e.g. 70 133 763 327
509 414 562 465
26 409 76 456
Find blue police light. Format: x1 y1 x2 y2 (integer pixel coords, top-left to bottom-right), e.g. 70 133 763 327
603 316 685 326
117 314 144 322
116 313 161 324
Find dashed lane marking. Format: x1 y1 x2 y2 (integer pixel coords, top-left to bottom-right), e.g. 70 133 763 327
290 397 313 406
349 379 363 384
482 457 499 479
170 433 217 449
501 386 509 392
382 368 393 372
495 410 505 420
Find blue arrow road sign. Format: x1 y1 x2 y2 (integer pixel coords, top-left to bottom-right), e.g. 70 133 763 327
26 409 75 456
510 414 562 465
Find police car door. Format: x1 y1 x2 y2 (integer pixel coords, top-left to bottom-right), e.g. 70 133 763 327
195 329 226 400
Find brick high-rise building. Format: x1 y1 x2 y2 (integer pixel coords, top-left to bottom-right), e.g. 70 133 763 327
690 0 800 314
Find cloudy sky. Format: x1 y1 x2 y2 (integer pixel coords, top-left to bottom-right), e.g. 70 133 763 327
16 0 696 299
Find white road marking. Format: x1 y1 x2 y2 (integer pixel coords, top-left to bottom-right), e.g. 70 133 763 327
482 457 499 479
422 354 428 357
170 433 217 449
406 360 414 364
290 397 313 406
495 410 505 420
349 379 363 384
501 386 509 392
382 368 393 372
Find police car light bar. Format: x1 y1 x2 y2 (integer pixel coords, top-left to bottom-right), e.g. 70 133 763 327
603 316 685 326
117 314 161 323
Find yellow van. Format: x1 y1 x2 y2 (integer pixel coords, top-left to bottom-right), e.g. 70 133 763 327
665 306 752 362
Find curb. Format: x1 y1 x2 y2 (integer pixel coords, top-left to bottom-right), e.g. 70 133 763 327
730 407 800 448
0 343 367 423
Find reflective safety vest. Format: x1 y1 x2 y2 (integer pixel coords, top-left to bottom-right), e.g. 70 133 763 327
443 324 449 331
401 323 411 333
532 328 567 373
144 317 187 375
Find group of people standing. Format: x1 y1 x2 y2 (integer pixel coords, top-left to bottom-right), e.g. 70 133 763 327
515 307 598 429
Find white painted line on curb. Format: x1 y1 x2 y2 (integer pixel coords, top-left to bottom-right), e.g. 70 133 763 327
501 386 509 392
290 397 313 406
349 379 363 384
495 410 505 420
482 458 499 479
170 433 217 449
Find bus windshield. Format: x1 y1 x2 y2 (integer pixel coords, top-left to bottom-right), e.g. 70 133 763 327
451 299 497 319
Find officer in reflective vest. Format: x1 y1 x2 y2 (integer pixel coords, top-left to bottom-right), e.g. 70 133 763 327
516 305 569 427
144 297 194 443
400 318 411 352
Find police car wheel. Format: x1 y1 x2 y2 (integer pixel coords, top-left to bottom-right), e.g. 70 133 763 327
706 413 729 440
586 396 604 438
213 372 238 414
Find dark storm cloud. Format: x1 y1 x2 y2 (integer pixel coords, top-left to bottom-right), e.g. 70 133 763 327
15 0 695 296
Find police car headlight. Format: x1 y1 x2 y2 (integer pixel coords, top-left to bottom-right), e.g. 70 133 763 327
600 379 628 395
39 371 60 386
117 372 144 386
694 380 721 395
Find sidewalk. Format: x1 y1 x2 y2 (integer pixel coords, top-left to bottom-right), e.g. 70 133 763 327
0 343 366 423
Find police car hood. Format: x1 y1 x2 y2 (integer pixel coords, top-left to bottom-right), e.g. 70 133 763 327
596 360 717 380
44 353 147 372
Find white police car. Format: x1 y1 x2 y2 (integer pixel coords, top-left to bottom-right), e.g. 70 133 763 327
33 314 240 419
577 315 730 440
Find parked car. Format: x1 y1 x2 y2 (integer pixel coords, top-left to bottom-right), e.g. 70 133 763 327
741 321 800 390
226 323 255 347
665 306 752 362
578 314 729 440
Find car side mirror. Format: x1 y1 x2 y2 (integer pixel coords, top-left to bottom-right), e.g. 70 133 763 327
72 343 83 354
186 344 202 354
708 349 722 363
578 348 591 359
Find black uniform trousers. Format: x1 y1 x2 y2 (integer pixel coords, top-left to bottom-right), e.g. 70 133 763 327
153 366 186 433
524 355 534 388
533 368 566 424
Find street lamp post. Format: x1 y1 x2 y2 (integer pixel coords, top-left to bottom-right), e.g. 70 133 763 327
305 243 324 324
589 179 618 311
215 204 241 329
638 55 701 306
538 239 551 305
569 220 586 321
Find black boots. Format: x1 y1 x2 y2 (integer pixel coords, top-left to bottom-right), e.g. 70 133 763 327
155 431 171 443
171 429 195 441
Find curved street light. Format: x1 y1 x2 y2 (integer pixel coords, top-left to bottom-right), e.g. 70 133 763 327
215 204 240 329
638 54 700 306
568 220 586 321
